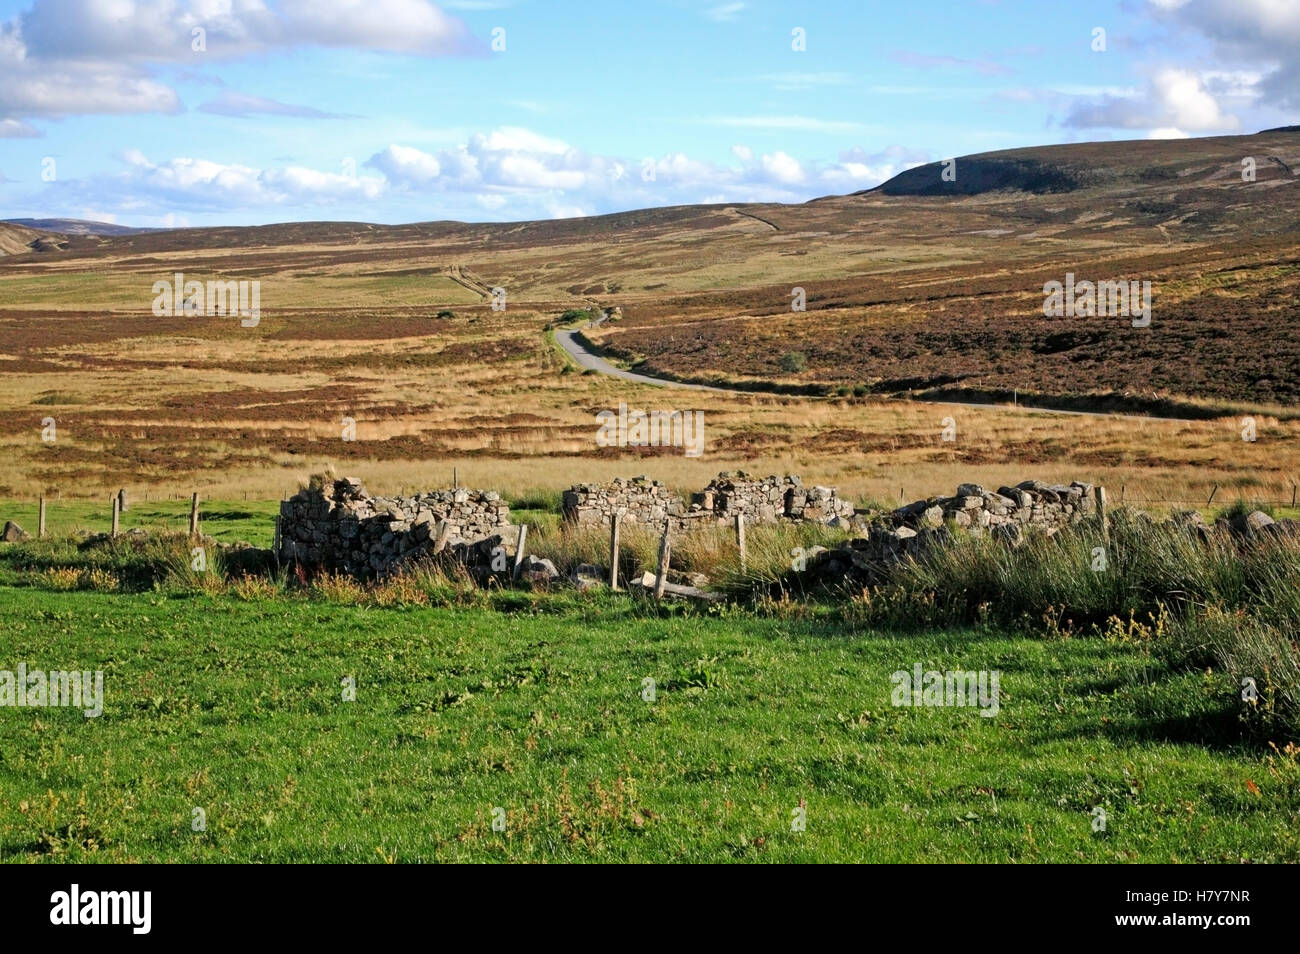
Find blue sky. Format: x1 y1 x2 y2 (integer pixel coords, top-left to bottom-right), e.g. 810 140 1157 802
0 0 1296 226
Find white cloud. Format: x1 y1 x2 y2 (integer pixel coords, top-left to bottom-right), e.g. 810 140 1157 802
1063 67 1239 133
16 0 478 61
0 0 479 125
0 117 40 136
100 151 386 209
477 127 571 155
1151 67 1238 130
1148 127 1190 139
44 126 927 223
758 151 804 185
369 144 444 185
1146 0 1300 109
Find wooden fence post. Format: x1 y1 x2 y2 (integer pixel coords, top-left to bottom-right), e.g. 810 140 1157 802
512 524 528 579
1207 484 1218 507
111 495 120 537
735 512 747 571
189 492 200 536
1094 486 1108 543
609 511 622 590
117 487 128 513
38 496 46 539
654 521 672 600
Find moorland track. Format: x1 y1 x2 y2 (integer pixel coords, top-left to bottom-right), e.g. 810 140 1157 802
550 313 1137 416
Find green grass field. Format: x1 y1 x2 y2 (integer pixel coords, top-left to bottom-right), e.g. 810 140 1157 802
1 585 1296 863
2 499 277 547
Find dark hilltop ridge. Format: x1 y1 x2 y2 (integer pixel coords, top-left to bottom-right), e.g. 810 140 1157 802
868 127 1300 197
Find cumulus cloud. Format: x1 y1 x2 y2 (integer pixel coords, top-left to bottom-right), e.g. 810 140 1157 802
0 0 479 128
17 0 478 61
366 127 927 212
1063 67 1240 133
1146 0 1300 110
72 150 388 212
38 126 928 223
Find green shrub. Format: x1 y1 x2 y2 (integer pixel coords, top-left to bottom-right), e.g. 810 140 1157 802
779 352 807 373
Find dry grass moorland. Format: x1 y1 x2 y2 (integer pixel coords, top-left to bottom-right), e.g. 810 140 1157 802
2 130 1299 512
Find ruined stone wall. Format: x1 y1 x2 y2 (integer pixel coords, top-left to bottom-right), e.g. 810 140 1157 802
561 476 683 529
808 479 1097 582
563 471 855 532
278 476 511 579
893 480 1096 535
692 472 855 524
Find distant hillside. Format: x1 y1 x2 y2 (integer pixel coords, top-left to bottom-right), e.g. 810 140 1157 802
2 218 156 237
869 128 1300 197
0 222 59 256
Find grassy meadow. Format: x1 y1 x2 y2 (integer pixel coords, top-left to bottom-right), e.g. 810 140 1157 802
1 585 1296 863
1 502 1298 863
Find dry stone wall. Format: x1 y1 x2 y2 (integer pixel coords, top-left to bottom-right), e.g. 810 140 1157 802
562 471 854 533
279 476 511 579
808 479 1097 582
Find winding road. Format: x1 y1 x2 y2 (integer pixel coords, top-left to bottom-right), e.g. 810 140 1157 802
551 314 1144 417
553 315 727 392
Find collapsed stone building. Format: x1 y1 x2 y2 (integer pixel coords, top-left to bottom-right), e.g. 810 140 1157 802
561 471 854 533
278 476 512 579
277 470 855 581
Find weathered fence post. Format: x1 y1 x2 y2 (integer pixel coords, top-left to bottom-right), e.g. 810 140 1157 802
1207 484 1218 507
654 521 672 600
117 487 128 513
735 512 747 571
38 496 46 539
609 511 622 590
1094 485 1108 543
189 492 200 536
111 495 120 537
512 524 528 579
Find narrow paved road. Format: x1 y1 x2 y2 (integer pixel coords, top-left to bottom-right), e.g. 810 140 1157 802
552 316 1148 417
554 317 728 392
